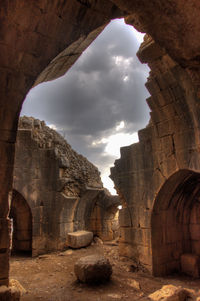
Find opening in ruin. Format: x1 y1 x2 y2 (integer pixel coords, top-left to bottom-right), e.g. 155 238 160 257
152 170 200 277
21 18 150 195
9 190 32 256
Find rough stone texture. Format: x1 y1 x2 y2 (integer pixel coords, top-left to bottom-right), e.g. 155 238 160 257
0 285 20 301
67 230 93 249
149 285 192 301
180 254 200 278
111 35 200 276
74 255 112 283
89 189 121 241
12 117 117 256
18 116 103 196
0 0 200 292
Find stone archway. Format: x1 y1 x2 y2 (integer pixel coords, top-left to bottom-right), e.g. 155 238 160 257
151 169 200 276
0 0 200 295
9 190 32 255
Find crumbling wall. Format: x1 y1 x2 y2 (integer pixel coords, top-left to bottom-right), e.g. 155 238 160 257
111 36 200 274
13 117 104 256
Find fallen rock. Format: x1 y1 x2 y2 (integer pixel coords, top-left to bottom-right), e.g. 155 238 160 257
67 230 93 249
9 279 26 296
93 236 103 245
74 255 112 284
149 285 191 301
127 279 141 290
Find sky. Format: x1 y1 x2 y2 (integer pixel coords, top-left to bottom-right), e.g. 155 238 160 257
21 19 150 194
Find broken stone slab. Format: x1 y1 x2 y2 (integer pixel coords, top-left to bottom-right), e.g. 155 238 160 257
149 285 192 301
180 253 200 278
67 230 93 249
74 255 112 284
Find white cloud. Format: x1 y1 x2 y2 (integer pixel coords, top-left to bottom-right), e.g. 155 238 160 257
116 121 125 131
104 132 139 157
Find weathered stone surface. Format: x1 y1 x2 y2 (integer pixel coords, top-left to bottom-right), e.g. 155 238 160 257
0 0 200 289
111 34 200 276
18 116 103 197
0 285 20 301
180 254 200 278
74 255 112 283
149 285 192 301
13 117 119 256
67 231 93 249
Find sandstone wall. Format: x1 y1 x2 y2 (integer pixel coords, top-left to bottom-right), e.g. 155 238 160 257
0 0 200 293
111 37 200 275
89 190 120 241
13 117 118 256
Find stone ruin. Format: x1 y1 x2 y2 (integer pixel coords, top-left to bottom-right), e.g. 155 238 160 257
0 0 200 299
11 116 120 256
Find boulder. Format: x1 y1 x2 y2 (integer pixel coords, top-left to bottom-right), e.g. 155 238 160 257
74 255 112 283
67 231 93 249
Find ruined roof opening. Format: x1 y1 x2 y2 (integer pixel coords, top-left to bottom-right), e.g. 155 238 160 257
21 18 150 195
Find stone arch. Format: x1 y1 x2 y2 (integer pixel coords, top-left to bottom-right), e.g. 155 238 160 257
9 190 32 254
151 169 200 276
89 190 121 241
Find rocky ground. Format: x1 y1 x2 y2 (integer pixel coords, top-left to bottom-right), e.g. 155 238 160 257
10 241 200 301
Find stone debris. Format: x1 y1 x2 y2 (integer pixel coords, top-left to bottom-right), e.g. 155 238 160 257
18 116 103 197
74 255 112 283
67 230 93 249
9 279 26 296
107 293 122 299
149 285 194 301
93 236 103 245
127 278 141 290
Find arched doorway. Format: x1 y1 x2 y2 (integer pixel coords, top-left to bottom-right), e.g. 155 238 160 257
151 170 200 276
9 190 32 255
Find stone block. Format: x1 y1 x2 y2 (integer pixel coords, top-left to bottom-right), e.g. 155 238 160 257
74 255 112 284
181 253 200 278
67 230 93 249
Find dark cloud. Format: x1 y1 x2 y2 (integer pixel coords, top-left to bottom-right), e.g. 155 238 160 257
21 19 150 191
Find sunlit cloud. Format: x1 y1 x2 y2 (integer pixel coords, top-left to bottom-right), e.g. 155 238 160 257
116 121 125 131
104 132 138 157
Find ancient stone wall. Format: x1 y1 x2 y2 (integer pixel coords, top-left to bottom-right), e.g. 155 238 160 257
89 190 120 241
111 37 200 275
0 0 200 296
13 117 118 256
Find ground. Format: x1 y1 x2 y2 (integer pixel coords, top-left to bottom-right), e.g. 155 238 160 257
10 242 200 301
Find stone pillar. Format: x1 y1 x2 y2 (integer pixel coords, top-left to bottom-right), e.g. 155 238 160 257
0 129 21 300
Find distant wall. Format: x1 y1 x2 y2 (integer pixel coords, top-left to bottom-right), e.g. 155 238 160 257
13 118 118 255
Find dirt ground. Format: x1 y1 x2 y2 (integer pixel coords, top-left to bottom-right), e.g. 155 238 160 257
10 241 200 301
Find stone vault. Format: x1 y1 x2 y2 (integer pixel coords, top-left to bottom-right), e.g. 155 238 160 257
0 0 200 297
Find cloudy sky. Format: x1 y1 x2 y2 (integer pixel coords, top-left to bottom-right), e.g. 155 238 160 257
21 19 150 194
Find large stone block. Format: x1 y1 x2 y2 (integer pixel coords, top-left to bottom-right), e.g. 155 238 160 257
74 255 112 284
67 230 93 249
